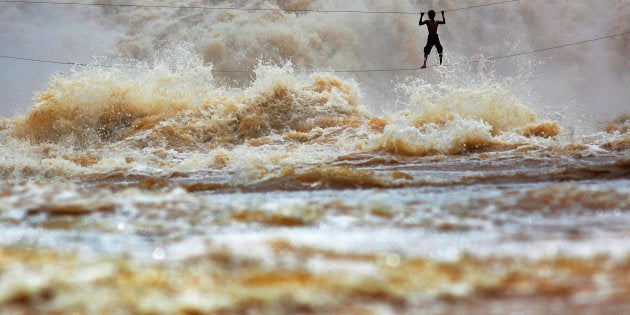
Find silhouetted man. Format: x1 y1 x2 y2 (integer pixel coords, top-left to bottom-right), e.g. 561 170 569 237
419 10 445 69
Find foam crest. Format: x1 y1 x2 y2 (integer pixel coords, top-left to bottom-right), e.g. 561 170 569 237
9 56 365 150
377 117 497 156
374 79 560 156
11 52 217 145
0 48 580 181
404 79 540 135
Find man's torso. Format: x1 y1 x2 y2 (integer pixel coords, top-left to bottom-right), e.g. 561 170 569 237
425 20 439 36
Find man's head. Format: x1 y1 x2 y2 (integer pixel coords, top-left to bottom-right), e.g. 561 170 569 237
428 10 436 19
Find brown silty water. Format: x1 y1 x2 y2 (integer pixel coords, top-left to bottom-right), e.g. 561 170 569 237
0 0 629 314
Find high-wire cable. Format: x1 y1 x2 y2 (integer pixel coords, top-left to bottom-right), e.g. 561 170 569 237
1 0 520 15
222 30 630 73
0 0 524 70
1 30 629 72
0 55 87 66
484 31 630 62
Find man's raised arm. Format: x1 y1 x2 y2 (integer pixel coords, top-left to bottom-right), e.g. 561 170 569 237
419 12 426 25
439 11 446 24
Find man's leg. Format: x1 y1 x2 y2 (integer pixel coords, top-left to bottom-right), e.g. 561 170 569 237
422 44 431 69
436 41 443 65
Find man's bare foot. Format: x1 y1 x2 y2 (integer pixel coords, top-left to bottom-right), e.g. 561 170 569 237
421 65 427 69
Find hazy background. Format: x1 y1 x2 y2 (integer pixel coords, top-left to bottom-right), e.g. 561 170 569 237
0 2 119 116
1 0 628 132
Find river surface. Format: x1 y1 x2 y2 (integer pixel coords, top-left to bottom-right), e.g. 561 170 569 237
1 0 629 314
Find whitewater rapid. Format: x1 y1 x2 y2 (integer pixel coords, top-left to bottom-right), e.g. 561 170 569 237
1 1 629 314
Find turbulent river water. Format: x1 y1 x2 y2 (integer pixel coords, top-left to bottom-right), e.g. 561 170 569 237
1 0 629 314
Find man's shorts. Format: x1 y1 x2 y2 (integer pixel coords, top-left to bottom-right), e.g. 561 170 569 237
424 35 443 56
